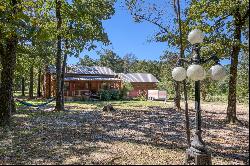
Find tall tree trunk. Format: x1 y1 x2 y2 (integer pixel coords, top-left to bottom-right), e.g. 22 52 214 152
55 0 63 111
175 0 191 147
61 39 68 109
174 81 181 110
172 0 181 112
0 0 18 126
37 67 42 97
0 36 18 126
226 8 242 124
11 90 16 114
29 64 34 99
21 76 25 96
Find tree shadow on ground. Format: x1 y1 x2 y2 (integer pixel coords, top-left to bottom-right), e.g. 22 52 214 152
202 115 249 164
0 104 248 165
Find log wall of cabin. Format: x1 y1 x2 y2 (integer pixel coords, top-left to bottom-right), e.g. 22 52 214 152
44 77 122 98
43 74 156 99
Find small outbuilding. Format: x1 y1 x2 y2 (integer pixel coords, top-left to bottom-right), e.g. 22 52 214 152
118 73 159 98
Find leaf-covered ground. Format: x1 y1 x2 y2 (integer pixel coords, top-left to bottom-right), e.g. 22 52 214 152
0 100 249 165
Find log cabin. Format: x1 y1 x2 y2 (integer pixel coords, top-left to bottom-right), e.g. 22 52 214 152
43 65 159 100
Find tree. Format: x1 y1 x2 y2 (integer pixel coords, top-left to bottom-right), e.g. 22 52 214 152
37 67 42 97
130 60 161 79
0 0 19 126
125 0 195 111
122 53 137 73
54 0 63 111
21 76 25 96
29 63 34 98
126 1 192 146
0 0 59 125
15 48 30 97
78 55 97 67
158 51 178 98
51 0 116 111
15 39 53 99
173 0 190 147
98 49 123 73
188 0 249 123
237 51 249 103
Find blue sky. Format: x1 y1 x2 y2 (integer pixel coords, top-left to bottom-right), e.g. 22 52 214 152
68 1 169 64
68 1 230 65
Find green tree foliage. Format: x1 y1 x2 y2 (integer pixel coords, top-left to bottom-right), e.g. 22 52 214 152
188 0 249 123
78 55 97 67
0 0 35 126
125 0 195 111
122 53 137 73
36 0 116 111
98 49 123 73
130 60 161 79
99 89 121 101
0 0 116 124
157 51 178 99
237 51 249 103
120 82 134 99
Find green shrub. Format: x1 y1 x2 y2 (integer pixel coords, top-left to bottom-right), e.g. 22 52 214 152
133 91 147 101
99 89 121 101
99 90 112 101
120 82 134 99
110 89 120 100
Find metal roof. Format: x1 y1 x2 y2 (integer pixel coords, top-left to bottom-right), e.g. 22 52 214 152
65 76 121 81
118 73 159 83
47 65 159 83
48 65 116 75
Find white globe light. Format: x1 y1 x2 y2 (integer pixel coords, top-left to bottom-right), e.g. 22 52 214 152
188 29 204 44
210 64 227 80
172 67 187 81
187 64 205 81
201 69 207 80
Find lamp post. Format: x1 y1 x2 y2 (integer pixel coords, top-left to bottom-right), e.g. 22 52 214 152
172 29 227 165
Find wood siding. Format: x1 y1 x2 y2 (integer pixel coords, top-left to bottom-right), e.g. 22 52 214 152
128 82 158 98
43 74 156 99
43 74 122 98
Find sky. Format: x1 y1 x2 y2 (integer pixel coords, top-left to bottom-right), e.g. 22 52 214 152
67 1 171 64
67 1 230 65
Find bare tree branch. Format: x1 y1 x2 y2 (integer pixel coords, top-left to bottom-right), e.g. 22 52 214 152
211 14 231 30
133 13 170 33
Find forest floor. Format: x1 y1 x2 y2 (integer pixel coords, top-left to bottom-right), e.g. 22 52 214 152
0 100 249 165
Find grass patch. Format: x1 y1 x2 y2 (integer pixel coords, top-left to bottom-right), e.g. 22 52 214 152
65 100 171 110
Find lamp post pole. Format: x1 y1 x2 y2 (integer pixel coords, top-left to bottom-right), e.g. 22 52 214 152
172 29 227 165
185 44 212 165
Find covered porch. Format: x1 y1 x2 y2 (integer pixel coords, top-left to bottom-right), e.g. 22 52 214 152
64 77 122 100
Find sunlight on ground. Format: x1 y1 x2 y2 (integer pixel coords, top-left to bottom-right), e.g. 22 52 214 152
1 100 248 165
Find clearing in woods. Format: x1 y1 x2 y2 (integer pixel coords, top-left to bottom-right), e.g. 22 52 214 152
0 100 248 165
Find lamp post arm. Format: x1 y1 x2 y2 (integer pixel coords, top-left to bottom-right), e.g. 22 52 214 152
176 58 191 66
201 55 220 64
